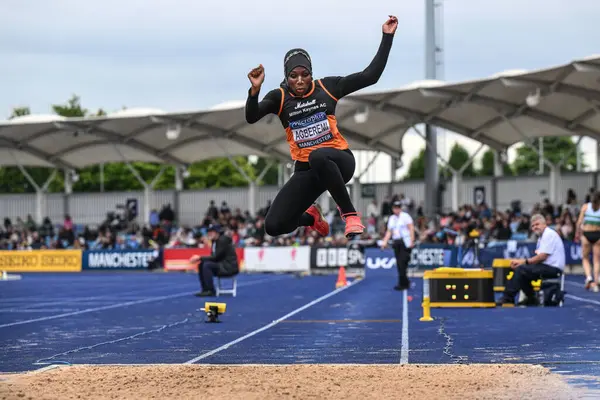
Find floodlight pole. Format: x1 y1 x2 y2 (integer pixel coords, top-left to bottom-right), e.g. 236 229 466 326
424 0 442 217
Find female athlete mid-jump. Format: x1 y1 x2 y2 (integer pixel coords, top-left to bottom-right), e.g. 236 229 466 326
576 191 600 292
245 15 398 239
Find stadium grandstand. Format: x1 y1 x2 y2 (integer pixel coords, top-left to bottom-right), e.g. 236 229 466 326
0 54 599 259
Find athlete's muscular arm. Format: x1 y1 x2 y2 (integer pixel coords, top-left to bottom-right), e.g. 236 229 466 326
245 88 281 123
321 33 394 99
321 16 397 99
245 64 281 123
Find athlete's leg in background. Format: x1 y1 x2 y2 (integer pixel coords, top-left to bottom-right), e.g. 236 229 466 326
392 240 411 290
264 170 325 236
308 148 356 213
592 240 600 292
582 235 593 289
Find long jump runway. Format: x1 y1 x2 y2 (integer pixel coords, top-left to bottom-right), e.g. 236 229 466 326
1 271 599 399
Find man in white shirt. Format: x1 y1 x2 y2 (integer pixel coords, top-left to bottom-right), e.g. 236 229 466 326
497 213 565 306
381 201 415 291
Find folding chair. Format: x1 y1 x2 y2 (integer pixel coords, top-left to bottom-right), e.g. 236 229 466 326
536 272 565 307
216 275 237 297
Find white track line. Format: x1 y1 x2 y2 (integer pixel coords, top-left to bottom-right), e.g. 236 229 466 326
0 276 281 329
566 294 600 306
184 278 363 364
400 290 409 364
0 282 200 311
563 281 600 306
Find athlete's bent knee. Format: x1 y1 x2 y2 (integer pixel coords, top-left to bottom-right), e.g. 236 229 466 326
265 216 291 237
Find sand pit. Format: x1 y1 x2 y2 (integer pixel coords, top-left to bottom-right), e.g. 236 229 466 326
0 364 584 400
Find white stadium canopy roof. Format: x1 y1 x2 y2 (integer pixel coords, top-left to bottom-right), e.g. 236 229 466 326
0 54 599 169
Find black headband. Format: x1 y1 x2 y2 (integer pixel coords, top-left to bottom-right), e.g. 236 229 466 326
284 48 312 78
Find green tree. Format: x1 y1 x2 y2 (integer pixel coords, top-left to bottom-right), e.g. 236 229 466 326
512 137 585 175
405 148 427 180
9 107 31 119
52 94 87 117
251 157 279 185
440 143 476 177
478 149 513 176
404 143 477 180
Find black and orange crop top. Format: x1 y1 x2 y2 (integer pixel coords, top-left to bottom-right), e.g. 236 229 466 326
245 32 394 163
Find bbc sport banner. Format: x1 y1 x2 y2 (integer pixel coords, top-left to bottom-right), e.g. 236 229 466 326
0 250 82 272
309 244 365 276
82 249 159 270
244 246 310 273
163 248 245 271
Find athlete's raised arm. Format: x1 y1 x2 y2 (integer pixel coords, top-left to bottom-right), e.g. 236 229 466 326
245 64 282 123
320 16 398 99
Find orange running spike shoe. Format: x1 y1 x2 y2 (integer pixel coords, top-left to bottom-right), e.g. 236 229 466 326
305 204 330 237
337 206 364 238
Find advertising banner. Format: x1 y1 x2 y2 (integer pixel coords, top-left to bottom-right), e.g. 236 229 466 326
364 245 454 276
82 249 159 270
310 244 365 275
163 247 245 271
243 246 310 273
0 250 82 272
458 240 583 268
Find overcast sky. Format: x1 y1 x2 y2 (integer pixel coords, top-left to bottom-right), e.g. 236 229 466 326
1 0 597 117
1 0 598 178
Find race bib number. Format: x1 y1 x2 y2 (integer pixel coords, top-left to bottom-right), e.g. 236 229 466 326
290 112 333 148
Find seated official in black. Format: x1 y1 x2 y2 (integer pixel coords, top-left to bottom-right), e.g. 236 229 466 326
189 225 239 297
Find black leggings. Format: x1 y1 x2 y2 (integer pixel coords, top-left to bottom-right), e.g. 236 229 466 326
265 147 356 236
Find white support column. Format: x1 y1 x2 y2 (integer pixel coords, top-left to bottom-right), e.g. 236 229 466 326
248 181 257 217
125 163 150 224
576 136 582 172
277 164 284 187
228 157 277 217
64 169 73 195
174 165 185 224
549 164 560 205
64 169 73 219
597 140 600 172
348 151 380 215
124 163 166 225
319 193 330 214
451 171 460 212
538 138 544 175
175 166 184 191
412 127 485 210
15 163 57 224
99 163 105 192
283 163 292 182
352 179 361 212
493 150 504 177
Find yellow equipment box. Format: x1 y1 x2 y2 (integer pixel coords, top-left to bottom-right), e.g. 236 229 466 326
423 267 495 308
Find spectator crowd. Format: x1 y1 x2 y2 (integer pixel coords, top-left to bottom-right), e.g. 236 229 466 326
0 188 594 252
